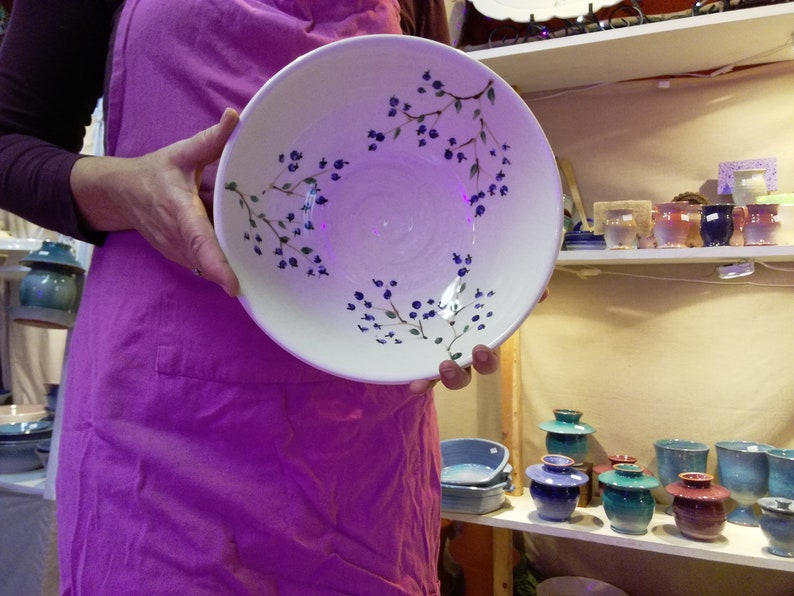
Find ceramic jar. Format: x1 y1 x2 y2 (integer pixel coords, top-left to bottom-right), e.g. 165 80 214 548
757 497 794 558
526 454 589 522
603 209 638 250
742 203 779 246
732 169 768 206
767 448 794 499
600 463 660 535
700 204 734 247
666 472 730 541
538 409 595 465
653 203 690 248
715 440 773 527
19 241 85 313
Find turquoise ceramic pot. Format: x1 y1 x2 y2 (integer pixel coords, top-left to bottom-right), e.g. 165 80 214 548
19 241 84 312
600 463 660 535
758 497 794 558
538 409 595 465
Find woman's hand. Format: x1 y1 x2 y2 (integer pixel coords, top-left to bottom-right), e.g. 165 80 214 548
409 287 549 395
70 108 241 296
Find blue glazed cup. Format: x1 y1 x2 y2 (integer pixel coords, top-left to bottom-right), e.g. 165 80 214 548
654 438 709 512
715 440 773 526
767 448 794 499
700 204 734 247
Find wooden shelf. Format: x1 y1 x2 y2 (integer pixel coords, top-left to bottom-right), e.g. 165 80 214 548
468 4 794 93
443 493 794 573
556 245 794 266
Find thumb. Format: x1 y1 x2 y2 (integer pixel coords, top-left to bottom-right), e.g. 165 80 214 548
177 108 240 169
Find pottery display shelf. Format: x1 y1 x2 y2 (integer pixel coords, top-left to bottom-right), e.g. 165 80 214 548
0 238 43 281
556 244 794 266
443 493 794 573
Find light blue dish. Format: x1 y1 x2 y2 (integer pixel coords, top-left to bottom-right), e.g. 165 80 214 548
440 438 510 487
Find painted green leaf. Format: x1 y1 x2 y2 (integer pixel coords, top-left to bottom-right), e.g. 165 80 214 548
434 337 444 344
250 195 259 203
487 86 496 105
410 329 421 336
385 311 397 319
394 127 401 140
249 219 257 228
469 163 479 178
451 352 463 361
300 247 313 255
455 100 462 113
473 108 480 120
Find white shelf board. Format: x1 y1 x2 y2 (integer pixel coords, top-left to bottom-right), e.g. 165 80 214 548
443 493 794 572
467 4 794 93
556 244 794 265
0 469 46 496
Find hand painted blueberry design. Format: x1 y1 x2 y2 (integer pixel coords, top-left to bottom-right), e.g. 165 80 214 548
347 253 495 361
224 150 348 276
367 70 511 218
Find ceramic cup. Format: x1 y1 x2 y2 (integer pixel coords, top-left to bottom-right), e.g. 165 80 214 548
603 208 638 250
715 440 773 526
653 203 690 248
743 203 779 246
699 204 734 247
654 438 709 513
767 448 794 499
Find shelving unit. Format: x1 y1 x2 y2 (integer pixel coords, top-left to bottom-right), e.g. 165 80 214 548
444 493 793 573
557 244 794 266
0 238 41 280
467 3 794 94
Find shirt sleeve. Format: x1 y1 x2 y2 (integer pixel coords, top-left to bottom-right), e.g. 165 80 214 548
0 0 119 243
399 0 451 45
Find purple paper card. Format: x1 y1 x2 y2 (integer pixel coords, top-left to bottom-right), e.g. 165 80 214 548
718 158 777 195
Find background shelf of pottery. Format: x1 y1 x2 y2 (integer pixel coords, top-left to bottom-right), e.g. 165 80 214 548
556 244 794 266
466 3 794 94
443 493 793 573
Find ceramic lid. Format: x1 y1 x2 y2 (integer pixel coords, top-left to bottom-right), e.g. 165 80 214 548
19 241 85 272
664 473 730 501
538 419 596 435
599 464 660 491
526 455 589 487
758 497 794 516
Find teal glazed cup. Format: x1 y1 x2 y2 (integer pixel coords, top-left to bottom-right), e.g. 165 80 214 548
767 448 794 499
654 438 709 513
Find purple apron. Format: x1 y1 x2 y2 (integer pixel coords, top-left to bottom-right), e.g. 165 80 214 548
56 2 441 593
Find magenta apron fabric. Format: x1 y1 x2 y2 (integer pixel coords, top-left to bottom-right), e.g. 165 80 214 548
56 1 441 594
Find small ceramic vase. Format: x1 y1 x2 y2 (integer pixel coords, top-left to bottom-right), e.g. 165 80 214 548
654 438 709 514
19 241 85 312
653 203 690 248
526 454 589 522
700 204 734 247
600 463 661 535
715 440 773 527
666 472 730 541
757 497 794 558
684 204 703 247
603 209 638 250
732 168 768 206
742 203 779 246
539 409 595 465
767 448 794 499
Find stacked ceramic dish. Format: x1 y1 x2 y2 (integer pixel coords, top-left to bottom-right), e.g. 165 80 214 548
0 420 52 474
440 438 512 514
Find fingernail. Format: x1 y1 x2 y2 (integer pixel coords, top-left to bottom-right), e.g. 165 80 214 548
474 347 489 363
441 366 457 381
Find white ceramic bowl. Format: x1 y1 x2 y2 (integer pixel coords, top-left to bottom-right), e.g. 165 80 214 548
214 34 561 383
